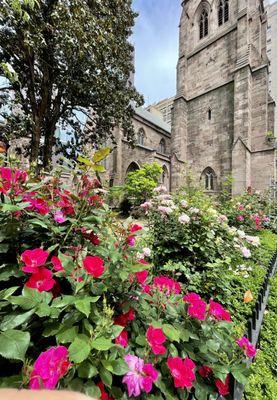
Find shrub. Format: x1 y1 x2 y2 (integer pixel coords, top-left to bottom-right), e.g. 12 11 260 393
124 162 163 207
0 164 251 399
141 187 276 321
218 192 276 233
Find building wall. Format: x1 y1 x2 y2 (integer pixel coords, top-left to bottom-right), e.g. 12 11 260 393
267 1 277 135
146 97 174 126
104 112 171 190
171 0 275 195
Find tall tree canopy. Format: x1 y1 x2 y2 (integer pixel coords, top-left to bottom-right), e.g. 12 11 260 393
0 0 142 167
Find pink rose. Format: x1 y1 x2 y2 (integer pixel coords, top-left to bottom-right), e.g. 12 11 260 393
236 336 257 358
29 346 70 389
146 326 167 355
167 357 196 389
21 248 49 273
54 210 66 223
122 355 158 397
25 267 56 292
115 330 128 348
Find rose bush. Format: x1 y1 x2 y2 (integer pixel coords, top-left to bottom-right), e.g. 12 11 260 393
0 162 253 399
218 191 276 234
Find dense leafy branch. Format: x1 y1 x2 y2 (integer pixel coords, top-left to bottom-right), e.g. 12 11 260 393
0 0 143 167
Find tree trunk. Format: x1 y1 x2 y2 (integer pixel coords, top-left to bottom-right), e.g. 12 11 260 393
42 123 56 169
30 124 41 165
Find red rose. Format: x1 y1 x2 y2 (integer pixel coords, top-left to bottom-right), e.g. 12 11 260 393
83 256 105 278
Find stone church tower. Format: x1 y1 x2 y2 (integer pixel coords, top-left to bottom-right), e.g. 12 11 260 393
171 0 276 195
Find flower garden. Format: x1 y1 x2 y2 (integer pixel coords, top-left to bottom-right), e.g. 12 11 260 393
0 158 276 400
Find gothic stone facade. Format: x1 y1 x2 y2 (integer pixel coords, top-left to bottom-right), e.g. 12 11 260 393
104 107 171 190
171 0 276 195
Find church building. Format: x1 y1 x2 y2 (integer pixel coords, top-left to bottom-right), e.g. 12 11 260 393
171 0 276 195
106 0 276 196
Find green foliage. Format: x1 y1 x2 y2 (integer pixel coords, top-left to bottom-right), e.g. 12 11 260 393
0 162 250 398
0 0 143 166
124 162 163 206
244 275 277 400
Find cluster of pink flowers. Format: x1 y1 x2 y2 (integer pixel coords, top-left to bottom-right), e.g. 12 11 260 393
143 275 181 296
146 326 167 355
178 213 190 224
122 354 158 397
167 357 196 389
209 299 232 322
236 336 257 358
183 292 207 321
29 346 70 389
0 167 27 196
22 249 56 292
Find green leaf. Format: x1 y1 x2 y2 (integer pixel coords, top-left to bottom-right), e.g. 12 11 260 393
1 203 29 212
75 296 100 317
231 365 248 386
28 218 49 229
111 325 124 339
77 155 93 166
212 365 230 381
100 366 113 387
135 335 147 346
57 326 78 344
0 309 35 331
78 362 98 379
85 383 101 398
111 359 129 375
36 303 51 317
92 147 111 163
69 336 91 363
52 295 75 308
91 337 114 351
0 287 19 300
0 330 30 361
58 253 74 274
163 324 180 342
10 288 52 310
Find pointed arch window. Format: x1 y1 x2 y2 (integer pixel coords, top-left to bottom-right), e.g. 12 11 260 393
158 138 166 154
218 0 229 26
137 128 145 146
201 167 217 191
200 9 209 39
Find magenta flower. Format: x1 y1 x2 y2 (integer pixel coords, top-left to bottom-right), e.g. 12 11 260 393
135 270 149 284
153 276 181 295
122 354 158 397
54 210 66 224
183 292 207 321
146 326 167 355
209 300 231 322
115 330 128 348
29 346 70 389
167 357 196 389
21 248 49 273
25 267 56 292
236 336 257 358
51 256 64 272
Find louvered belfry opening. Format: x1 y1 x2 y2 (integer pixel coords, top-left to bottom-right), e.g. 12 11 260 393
218 0 229 26
200 9 208 39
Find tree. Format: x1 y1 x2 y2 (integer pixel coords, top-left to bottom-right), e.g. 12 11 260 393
124 162 163 206
0 0 142 167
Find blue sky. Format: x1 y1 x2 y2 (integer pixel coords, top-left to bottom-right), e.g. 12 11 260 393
132 0 180 105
